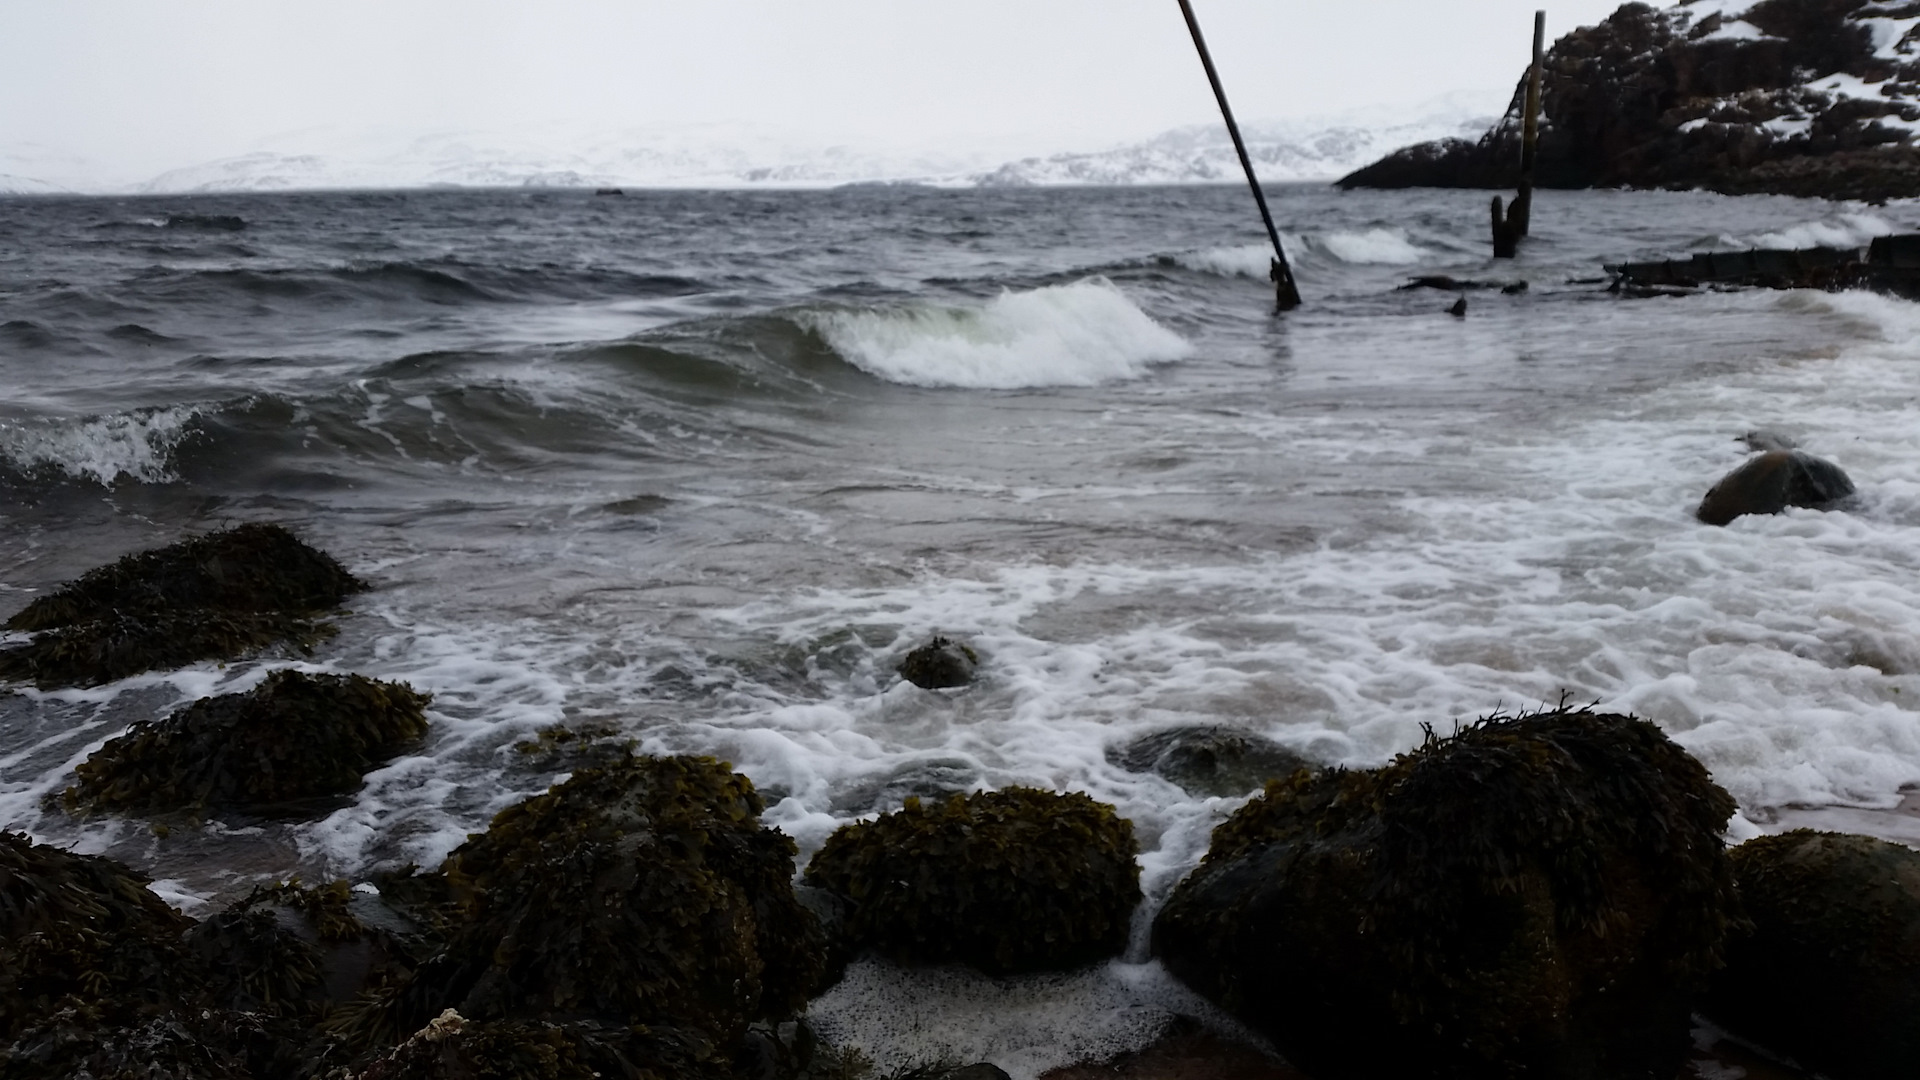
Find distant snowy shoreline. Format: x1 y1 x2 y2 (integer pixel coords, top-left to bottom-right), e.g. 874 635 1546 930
1 94 1495 196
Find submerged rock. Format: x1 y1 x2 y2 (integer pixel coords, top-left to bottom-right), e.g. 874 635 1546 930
0 522 365 688
1153 705 1738 1080
1696 448 1855 525
897 635 978 689
1108 726 1307 799
66 670 430 816
804 787 1140 975
386 755 825 1047
1705 830 1920 1079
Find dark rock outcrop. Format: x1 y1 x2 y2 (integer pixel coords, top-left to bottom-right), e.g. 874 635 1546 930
1340 0 1920 201
1705 830 1920 1079
65 670 431 816
1152 705 1739 1080
804 787 1141 975
0 831 196 1041
385 755 825 1054
0 523 365 688
897 635 979 689
1109 726 1308 798
1696 447 1855 524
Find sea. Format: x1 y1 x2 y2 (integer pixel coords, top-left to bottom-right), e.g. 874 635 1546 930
3 183 1919 1075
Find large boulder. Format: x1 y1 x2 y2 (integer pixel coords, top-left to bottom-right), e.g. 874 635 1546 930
1339 0 1920 201
0 522 364 688
1695 448 1855 525
65 669 430 816
0 831 195 1041
384 755 825 1054
803 787 1141 975
1704 830 1920 1079
1153 706 1739 1080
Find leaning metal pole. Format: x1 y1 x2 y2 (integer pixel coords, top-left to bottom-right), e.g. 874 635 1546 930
1176 0 1302 311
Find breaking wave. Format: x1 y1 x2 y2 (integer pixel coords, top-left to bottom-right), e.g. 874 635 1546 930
0 404 210 486
801 279 1191 389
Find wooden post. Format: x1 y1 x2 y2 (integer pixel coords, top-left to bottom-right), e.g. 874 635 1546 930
1514 10 1545 237
1494 10 1545 257
1176 0 1303 311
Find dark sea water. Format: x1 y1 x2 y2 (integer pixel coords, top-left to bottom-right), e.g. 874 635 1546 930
3 184 1919 1071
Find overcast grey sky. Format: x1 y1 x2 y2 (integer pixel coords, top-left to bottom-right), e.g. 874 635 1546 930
4 0 1632 177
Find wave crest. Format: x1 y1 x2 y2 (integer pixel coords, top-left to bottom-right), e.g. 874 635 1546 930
0 404 208 486
801 279 1191 390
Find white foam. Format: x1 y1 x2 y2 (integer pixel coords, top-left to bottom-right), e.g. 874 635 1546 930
805 959 1245 1080
803 279 1191 390
1310 227 1434 265
1174 244 1272 279
1741 211 1894 251
0 403 206 486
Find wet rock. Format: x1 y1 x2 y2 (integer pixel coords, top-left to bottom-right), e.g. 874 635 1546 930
0 610 337 690
64 669 431 816
1153 705 1739 1080
351 1010 729 1080
1108 726 1308 799
1696 448 1855 525
6 522 362 631
0 831 196 1040
897 635 978 689
383 755 825 1047
1704 830 1920 1079
804 787 1140 975
0 522 365 687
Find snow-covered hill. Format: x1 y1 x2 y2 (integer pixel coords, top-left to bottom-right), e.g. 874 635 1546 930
0 93 1499 195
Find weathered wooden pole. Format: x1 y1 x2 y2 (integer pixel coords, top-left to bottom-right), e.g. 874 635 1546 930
1514 10 1546 237
1176 0 1303 311
1494 10 1546 258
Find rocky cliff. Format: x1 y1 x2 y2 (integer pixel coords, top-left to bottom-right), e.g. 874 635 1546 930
1339 0 1920 201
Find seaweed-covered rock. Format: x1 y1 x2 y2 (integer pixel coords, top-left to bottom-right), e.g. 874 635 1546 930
897 636 978 690
66 670 430 815
352 1011 730 1080
1704 830 1920 1079
0 610 337 690
1109 726 1308 798
1153 706 1739 1080
390 756 824 1044
7 523 362 631
804 787 1141 975
1696 448 1856 525
0 523 365 688
0 830 195 1039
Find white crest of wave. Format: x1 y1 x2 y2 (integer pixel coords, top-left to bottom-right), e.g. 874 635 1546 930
1741 211 1894 251
1175 229 1432 279
806 279 1192 389
1311 227 1433 265
0 404 204 485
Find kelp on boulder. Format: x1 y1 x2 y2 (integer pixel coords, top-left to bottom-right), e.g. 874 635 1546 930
7 522 362 631
1153 705 1739 1080
384 755 825 1047
803 787 1141 975
0 831 196 1040
1705 830 1920 1079
0 523 365 688
65 670 430 816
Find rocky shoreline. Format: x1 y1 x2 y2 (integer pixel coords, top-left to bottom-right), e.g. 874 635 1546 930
5 526 1920 1079
1339 0 1920 202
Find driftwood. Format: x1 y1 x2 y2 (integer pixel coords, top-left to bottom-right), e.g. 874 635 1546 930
1605 236 1920 298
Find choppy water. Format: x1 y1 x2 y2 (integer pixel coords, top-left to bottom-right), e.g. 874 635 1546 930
4 184 1919 1073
